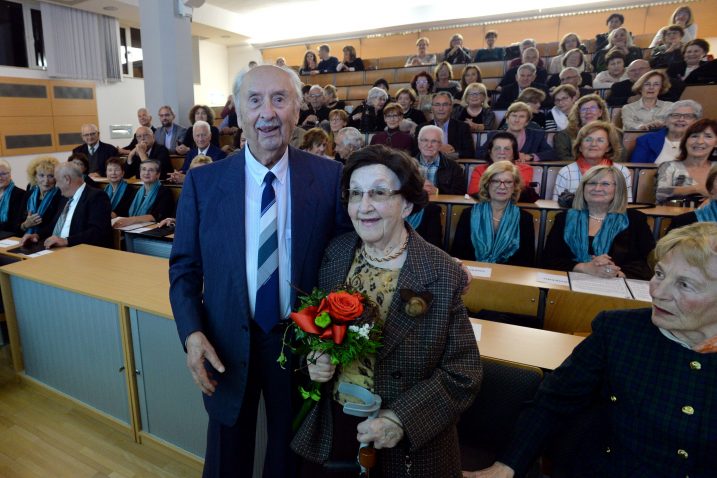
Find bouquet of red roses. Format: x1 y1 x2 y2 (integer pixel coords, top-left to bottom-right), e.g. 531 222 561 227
278 287 381 429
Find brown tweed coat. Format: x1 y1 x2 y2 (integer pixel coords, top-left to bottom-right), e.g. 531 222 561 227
291 228 482 477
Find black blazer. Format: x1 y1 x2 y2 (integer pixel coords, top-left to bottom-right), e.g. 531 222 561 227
451 207 535 267
124 144 172 180
541 208 655 280
500 66 549 88
22 187 63 239
127 185 175 222
0 185 26 235
182 125 220 149
414 120 475 159
494 82 551 110
665 211 698 233
107 183 135 218
48 186 113 248
72 141 119 177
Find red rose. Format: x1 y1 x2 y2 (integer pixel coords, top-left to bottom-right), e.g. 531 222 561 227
325 291 364 323
290 306 322 335
332 324 347 344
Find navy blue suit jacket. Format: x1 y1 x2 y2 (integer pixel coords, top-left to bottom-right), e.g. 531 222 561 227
630 128 667 163
180 145 228 172
477 129 556 161
169 146 351 425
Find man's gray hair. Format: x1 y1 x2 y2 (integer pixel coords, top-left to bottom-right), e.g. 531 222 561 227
194 120 211 133
432 91 454 103
517 63 537 75
418 124 444 143
559 66 580 78
665 99 703 119
57 162 83 179
337 127 364 150
232 65 303 112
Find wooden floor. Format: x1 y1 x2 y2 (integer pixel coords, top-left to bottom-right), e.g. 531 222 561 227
0 345 202 478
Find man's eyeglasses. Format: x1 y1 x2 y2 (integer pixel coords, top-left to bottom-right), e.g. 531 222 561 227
419 138 441 145
668 113 697 120
343 187 401 203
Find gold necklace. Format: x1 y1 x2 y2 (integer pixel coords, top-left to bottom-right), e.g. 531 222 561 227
362 233 409 263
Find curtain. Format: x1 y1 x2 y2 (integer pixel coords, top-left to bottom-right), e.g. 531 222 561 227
41 2 121 82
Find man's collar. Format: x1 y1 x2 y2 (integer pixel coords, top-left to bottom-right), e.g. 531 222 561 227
245 144 290 186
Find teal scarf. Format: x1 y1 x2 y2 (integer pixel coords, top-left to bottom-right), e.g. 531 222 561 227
405 209 425 229
128 181 160 217
469 201 521 263
0 181 15 223
105 180 128 211
563 209 629 263
26 186 59 234
695 200 717 223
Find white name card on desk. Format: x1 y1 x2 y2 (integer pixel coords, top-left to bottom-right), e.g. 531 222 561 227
27 249 53 258
467 266 492 278
626 279 652 302
113 221 155 231
568 272 632 299
472 322 482 341
0 239 19 247
129 226 155 234
536 272 569 286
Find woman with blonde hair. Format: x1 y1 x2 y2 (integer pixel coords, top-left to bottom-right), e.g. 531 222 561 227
592 27 643 72
549 33 585 74
553 94 609 160
621 70 673 131
453 82 496 133
433 61 461 99
19 156 62 237
650 5 697 46
443 33 472 64
405 37 436 66
336 45 364 72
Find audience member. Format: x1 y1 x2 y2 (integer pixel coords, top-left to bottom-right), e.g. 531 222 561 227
621 70 673 130
334 126 364 163
218 95 239 136
443 33 472 64
546 164 651 278
104 157 133 219
67 152 97 188
549 33 585 74
323 84 346 111
336 45 364 72
372 78 392 101
631 100 702 164
274 57 286 67
316 44 339 73
478 102 556 161
667 165 717 230
656 119 717 204
415 92 474 159
72 123 118 177
300 50 319 75
649 24 686 69
327 109 348 157
126 126 172 179
433 61 462 99
21 162 112 249
154 106 187 155
171 121 227 182
545 84 578 131
20 156 62 238
0 159 25 235
552 122 632 201
553 94 610 161
594 12 624 51
606 59 650 107
467 132 537 203
509 87 546 129
547 51 593 90
650 5 697 46
113 159 174 229
405 36 437 66
350 86 388 133
453 161 535 266
473 30 505 63
299 127 330 157
494 63 549 110
299 85 330 128
666 38 710 82
592 27 643 73
177 105 220 153
411 71 435 118
460 65 482 92
369 102 413 153
414 125 466 195
453 82 497 133
119 107 155 154
189 154 213 169
500 47 548 89
395 87 427 126
507 39 545 70
592 49 628 88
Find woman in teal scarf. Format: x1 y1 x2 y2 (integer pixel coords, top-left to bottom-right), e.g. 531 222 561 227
451 161 535 266
668 164 717 232
543 165 655 279
104 157 133 218
20 156 62 238
0 159 26 235
112 159 175 229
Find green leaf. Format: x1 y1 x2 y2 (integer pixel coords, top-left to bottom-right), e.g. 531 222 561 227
277 352 287 368
314 311 331 328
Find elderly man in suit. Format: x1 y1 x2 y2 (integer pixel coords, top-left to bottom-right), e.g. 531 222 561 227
20 163 112 249
154 105 187 155
125 126 172 180
494 63 551 110
72 124 118 177
168 121 227 183
169 65 352 478
414 92 475 159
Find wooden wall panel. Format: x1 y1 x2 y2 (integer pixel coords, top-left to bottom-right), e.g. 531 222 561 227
0 77 52 118
50 80 97 117
0 116 56 156
262 45 311 67
53 115 100 153
361 34 419 59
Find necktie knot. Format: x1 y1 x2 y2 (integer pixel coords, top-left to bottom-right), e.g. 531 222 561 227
263 171 276 186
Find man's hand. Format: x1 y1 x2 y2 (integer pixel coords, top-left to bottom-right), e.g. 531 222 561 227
44 236 68 249
186 331 225 396
20 233 39 247
423 180 438 195
168 170 186 184
175 144 190 155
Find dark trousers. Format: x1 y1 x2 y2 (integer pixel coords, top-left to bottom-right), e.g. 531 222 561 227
203 322 295 478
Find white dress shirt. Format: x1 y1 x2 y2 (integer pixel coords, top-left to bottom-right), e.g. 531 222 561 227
245 146 292 320
59 183 86 238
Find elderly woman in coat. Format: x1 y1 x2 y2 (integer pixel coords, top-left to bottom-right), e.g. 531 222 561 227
293 144 481 477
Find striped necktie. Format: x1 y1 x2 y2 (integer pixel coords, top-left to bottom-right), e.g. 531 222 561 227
254 171 280 333
52 197 73 237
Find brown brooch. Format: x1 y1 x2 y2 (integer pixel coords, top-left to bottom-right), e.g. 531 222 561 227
400 289 433 317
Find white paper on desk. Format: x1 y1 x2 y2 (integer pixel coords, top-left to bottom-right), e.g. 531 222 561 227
536 272 569 286
467 266 492 278
114 221 155 231
129 226 155 234
472 323 482 342
625 279 652 302
27 249 53 258
568 272 632 299
0 239 19 247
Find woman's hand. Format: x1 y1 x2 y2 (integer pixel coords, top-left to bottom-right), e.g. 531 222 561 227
157 217 176 228
574 254 622 278
518 152 534 163
463 461 515 478
356 410 404 449
22 213 42 231
307 351 336 382
113 217 137 229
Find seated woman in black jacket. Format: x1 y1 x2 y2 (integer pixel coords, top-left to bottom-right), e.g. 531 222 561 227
19 156 62 238
112 159 175 229
104 157 134 218
542 165 655 279
336 45 364 72
349 87 388 133
0 159 26 235
451 161 535 266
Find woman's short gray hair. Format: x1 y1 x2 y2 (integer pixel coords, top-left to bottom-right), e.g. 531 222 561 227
367 87 389 102
0 159 11 170
665 100 703 119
